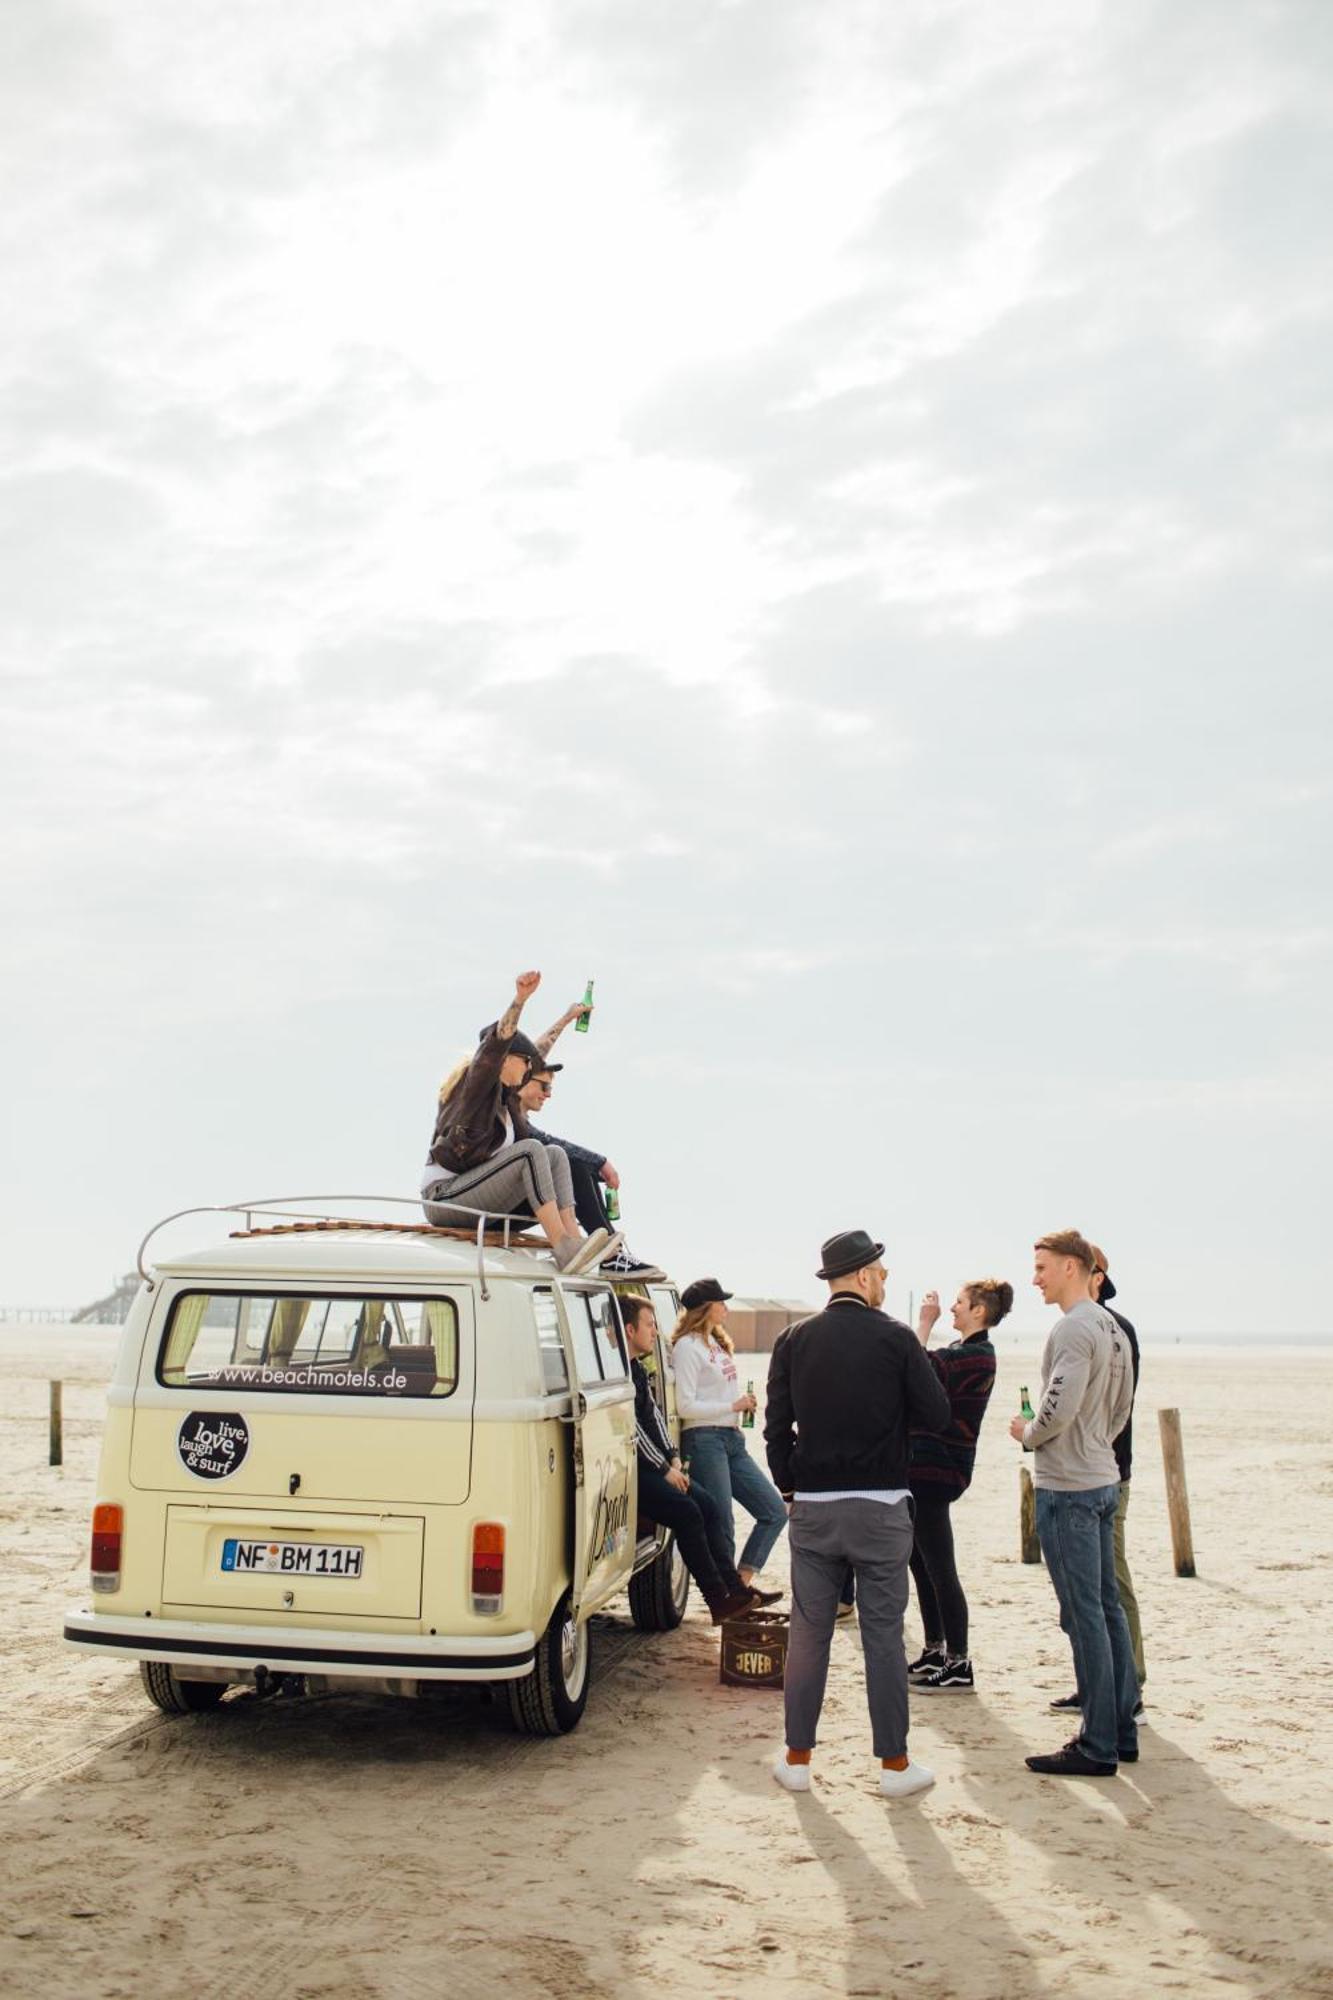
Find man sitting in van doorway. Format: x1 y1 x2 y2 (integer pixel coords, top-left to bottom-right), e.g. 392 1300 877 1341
621 1298 768 1625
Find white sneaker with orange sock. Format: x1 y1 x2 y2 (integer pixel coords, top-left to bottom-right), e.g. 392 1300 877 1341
879 1757 935 1799
772 1750 812 1793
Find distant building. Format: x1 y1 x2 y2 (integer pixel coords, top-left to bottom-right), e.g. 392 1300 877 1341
725 1297 812 1353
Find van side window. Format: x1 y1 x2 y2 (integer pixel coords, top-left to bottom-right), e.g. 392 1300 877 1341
648 1286 679 1342
565 1294 606 1383
532 1287 568 1393
588 1290 628 1383
157 1292 460 1398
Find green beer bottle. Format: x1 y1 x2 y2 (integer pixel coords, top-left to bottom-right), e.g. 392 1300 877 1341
742 1378 756 1429
575 978 594 1033
1019 1384 1035 1421
604 1187 620 1224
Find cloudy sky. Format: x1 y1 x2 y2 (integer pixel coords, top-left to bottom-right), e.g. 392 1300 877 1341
2 0 1329 1330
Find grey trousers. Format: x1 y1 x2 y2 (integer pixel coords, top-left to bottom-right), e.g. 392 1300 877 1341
422 1139 575 1227
784 1496 914 1761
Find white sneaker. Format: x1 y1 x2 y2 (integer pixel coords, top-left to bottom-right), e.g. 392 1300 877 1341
879 1759 935 1799
772 1753 812 1793
563 1229 613 1274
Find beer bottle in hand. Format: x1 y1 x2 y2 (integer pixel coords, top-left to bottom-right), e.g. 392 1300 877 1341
742 1378 756 1429
604 1187 620 1224
1019 1385 1035 1421
575 978 594 1032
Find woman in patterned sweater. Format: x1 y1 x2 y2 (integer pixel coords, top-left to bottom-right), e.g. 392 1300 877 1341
907 1278 1009 1694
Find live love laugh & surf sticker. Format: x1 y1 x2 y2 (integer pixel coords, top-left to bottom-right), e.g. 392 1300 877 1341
177 1411 250 1480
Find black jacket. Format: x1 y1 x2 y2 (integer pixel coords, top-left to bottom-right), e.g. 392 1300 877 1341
632 1358 677 1472
1106 1305 1140 1482
764 1295 951 1497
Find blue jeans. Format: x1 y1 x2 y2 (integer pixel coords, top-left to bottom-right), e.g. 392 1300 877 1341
1036 1483 1140 1766
682 1427 788 1575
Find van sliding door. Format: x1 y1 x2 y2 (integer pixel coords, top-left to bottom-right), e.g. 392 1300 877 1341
559 1286 637 1621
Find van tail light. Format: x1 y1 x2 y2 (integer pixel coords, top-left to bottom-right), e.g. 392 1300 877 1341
471 1523 504 1615
91 1503 123 1594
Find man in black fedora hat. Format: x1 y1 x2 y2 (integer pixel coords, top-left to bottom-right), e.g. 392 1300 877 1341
765 1229 950 1799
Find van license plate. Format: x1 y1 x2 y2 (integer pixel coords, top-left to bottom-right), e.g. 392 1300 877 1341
221 1538 364 1578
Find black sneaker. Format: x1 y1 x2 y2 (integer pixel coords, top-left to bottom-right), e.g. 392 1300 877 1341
1050 1690 1145 1721
908 1646 946 1681
1025 1739 1118 1777
916 1657 974 1695
603 1249 664 1278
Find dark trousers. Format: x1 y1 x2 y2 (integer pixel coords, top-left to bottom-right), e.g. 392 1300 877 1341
566 1156 612 1236
637 1464 743 1611
909 1495 969 1657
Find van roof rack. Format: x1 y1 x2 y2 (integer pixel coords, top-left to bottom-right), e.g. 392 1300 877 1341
137 1196 553 1303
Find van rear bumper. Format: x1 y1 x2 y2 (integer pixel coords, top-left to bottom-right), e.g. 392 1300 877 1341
64 1608 537 1681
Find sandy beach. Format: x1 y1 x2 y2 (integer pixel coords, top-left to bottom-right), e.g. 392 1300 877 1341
1 1321 1331 2000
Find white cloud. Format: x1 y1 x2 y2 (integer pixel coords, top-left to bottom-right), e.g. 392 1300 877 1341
0 0 1330 1327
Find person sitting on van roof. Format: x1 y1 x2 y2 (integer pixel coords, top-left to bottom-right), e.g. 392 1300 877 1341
514 1065 657 1278
621 1297 760 1626
421 970 620 1275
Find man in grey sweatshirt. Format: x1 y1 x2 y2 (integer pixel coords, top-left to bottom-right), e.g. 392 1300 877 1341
1011 1228 1139 1777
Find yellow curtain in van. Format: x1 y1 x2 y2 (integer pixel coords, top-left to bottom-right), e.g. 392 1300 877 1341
421 1301 457 1388
160 1294 210 1383
267 1298 310 1363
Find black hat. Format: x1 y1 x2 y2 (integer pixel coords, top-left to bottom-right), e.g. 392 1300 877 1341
816 1229 885 1281
477 1022 553 1071
681 1277 733 1310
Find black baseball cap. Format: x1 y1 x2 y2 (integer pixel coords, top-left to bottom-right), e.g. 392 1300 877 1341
477 1022 560 1072
681 1277 733 1309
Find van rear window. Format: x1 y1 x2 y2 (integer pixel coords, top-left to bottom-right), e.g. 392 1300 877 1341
157 1292 459 1398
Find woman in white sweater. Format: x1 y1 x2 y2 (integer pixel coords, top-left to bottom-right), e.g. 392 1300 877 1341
670 1279 787 1592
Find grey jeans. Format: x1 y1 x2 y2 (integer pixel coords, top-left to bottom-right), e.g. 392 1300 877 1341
422 1139 575 1227
785 1496 914 1761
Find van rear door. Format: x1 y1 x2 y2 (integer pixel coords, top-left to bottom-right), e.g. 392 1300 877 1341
130 1284 474 1507
560 1285 636 1620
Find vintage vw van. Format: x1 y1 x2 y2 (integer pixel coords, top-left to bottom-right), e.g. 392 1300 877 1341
64 1206 689 1735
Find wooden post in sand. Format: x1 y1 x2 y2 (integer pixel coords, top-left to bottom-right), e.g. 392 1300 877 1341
49 1380 63 1467
1157 1407 1196 1577
1019 1464 1041 1564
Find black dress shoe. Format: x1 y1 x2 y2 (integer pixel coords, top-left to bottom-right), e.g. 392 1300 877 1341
712 1588 761 1625
748 1587 783 1606
1025 1739 1118 1777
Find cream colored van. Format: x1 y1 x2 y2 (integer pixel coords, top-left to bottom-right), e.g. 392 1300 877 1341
65 1204 688 1735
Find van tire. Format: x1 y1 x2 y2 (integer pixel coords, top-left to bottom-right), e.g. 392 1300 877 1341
506 1594 591 1736
628 1534 690 1631
140 1661 228 1714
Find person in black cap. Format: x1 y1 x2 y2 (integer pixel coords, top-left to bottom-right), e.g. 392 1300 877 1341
764 1229 950 1799
670 1279 788 1592
420 970 617 1274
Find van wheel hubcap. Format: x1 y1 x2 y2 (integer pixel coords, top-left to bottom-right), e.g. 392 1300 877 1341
560 1615 588 1697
